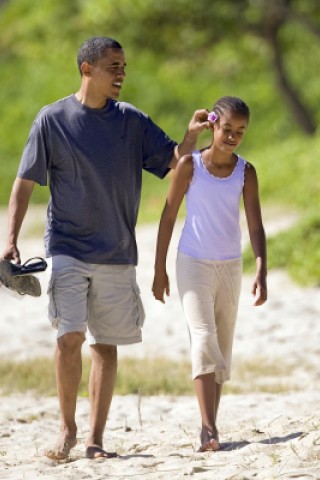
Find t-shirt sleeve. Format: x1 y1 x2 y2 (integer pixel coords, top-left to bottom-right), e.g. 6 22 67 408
142 117 177 179
17 116 49 186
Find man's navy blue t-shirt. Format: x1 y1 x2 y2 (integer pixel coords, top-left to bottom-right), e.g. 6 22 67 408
18 95 176 265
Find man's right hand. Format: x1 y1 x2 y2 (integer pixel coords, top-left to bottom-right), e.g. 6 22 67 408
2 177 35 265
1 244 21 264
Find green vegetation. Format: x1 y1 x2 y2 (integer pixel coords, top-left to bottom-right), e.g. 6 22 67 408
0 355 304 396
244 212 320 286
0 0 319 285
242 134 320 286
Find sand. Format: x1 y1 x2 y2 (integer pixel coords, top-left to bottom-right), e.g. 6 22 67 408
0 206 319 479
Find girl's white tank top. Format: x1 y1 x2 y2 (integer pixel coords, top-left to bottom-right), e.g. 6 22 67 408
178 150 246 261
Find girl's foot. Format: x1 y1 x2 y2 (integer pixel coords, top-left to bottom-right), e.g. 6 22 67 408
85 445 118 459
199 426 220 452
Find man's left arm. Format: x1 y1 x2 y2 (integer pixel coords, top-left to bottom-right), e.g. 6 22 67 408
169 109 210 169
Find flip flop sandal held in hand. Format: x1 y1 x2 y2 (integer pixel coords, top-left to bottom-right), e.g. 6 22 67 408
0 257 47 297
10 257 47 276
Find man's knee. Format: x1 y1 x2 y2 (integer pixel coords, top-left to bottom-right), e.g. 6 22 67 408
91 344 117 364
57 331 85 354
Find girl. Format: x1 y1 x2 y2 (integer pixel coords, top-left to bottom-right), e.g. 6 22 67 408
152 96 267 452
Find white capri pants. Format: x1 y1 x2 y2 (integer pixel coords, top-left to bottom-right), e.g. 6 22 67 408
176 252 242 384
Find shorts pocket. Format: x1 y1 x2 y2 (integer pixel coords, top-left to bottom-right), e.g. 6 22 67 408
133 282 145 328
47 273 60 328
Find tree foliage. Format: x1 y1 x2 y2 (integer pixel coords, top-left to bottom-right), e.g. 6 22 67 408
93 0 320 135
0 0 319 202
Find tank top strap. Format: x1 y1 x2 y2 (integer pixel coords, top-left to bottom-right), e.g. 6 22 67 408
190 150 204 183
236 155 246 171
192 150 202 165
236 156 247 186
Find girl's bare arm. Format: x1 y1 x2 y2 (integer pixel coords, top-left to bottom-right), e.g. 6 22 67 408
152 155 194 303
243 163 267 306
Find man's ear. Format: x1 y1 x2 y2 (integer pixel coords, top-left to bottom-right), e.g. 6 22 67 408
81 61 92 77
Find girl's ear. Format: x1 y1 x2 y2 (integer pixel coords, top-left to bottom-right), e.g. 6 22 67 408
209 122 215 133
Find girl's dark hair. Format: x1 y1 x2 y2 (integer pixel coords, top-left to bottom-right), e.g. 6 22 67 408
77 36 123 75
213 96 250 121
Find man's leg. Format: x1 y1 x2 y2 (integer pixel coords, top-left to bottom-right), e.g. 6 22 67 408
46 331 84 460
85 343 118 459
194 373 221 451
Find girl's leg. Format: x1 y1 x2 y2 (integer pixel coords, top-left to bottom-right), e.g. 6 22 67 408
194 373 222 451
177 255 243 452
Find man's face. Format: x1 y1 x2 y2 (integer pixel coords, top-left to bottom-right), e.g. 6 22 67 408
82 48 126 100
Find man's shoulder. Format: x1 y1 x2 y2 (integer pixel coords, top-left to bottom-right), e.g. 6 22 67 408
36 95 73 121
115 100 147 119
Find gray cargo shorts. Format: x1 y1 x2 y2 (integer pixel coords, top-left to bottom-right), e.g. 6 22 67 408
47 255 145 345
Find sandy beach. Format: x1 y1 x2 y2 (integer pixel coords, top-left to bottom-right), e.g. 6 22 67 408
0 206 319 479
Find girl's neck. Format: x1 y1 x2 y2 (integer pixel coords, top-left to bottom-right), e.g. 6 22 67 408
203 146 235 167
201 148 237 178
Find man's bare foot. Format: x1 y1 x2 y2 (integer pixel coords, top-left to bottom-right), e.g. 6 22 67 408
85 445 118 459
198 426 220 452
45 435 77 460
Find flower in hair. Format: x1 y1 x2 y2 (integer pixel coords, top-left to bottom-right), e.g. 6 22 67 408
208 111 219 123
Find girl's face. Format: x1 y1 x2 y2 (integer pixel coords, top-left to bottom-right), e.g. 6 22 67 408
213 111 248 153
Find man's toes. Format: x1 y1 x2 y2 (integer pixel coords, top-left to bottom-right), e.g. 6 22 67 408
45 437 77 460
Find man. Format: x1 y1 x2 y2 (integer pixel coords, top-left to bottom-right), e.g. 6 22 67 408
2 36 210 460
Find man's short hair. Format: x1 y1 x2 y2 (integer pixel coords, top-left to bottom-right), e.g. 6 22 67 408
77 36 123 75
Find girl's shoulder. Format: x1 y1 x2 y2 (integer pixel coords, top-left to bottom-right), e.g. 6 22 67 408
240 157 257 175
178 152 196 167
244 160 257 174
176 153 195 181
244 159 254 169
243 160 259 190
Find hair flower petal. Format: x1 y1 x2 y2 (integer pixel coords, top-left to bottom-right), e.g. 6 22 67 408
208 111 219 123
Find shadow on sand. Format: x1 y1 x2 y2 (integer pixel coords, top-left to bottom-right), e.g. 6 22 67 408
220 431 303 451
